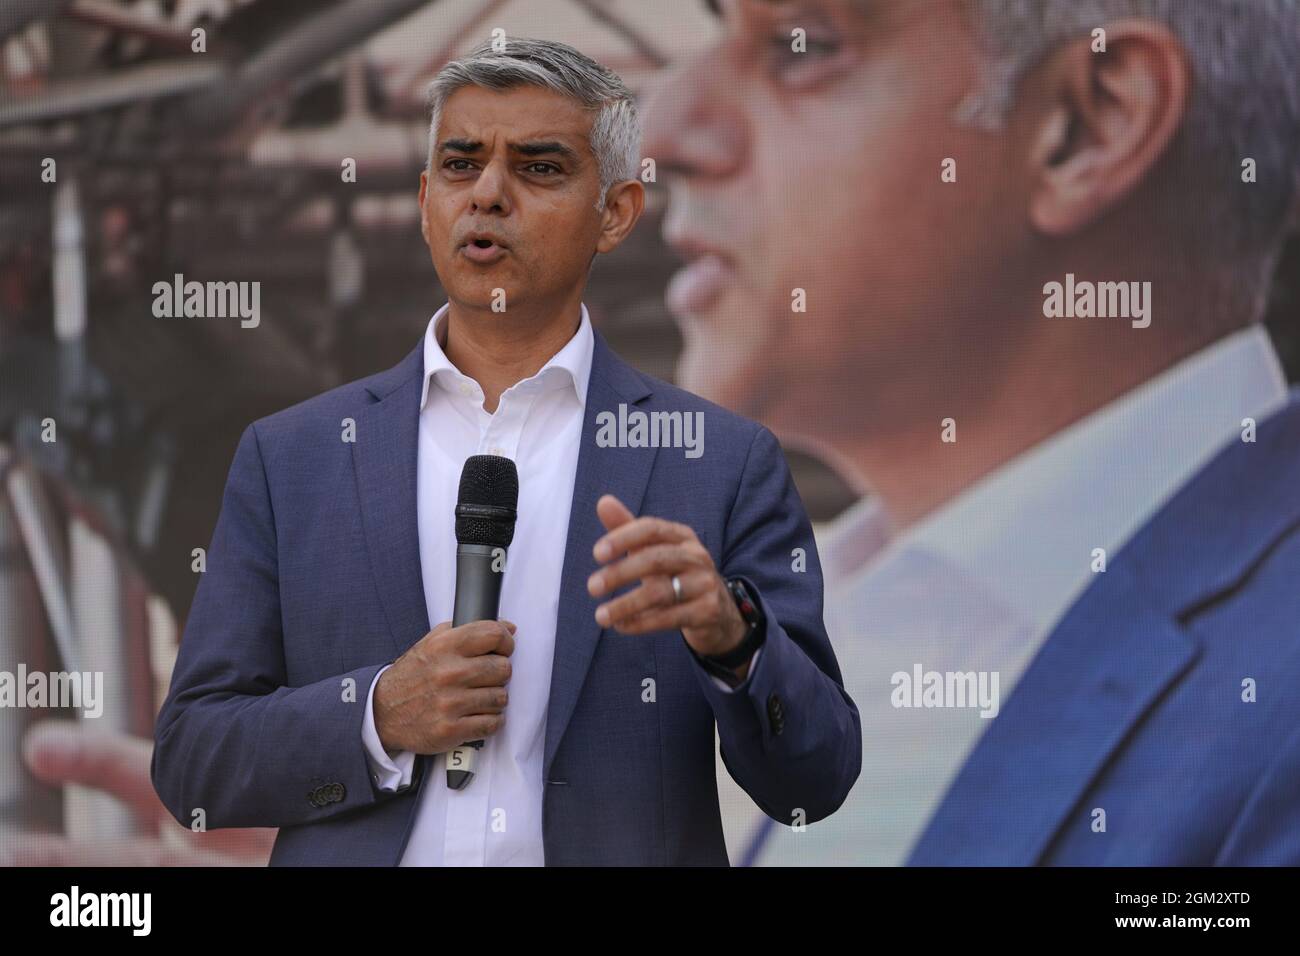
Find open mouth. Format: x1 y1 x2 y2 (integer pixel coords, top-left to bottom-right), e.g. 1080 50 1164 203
461 237 509 263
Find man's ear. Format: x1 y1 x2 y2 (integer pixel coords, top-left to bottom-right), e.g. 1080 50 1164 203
1026 19 1192 237
595 179 646 255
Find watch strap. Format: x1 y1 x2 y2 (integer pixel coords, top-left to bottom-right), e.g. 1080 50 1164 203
702 578 767 669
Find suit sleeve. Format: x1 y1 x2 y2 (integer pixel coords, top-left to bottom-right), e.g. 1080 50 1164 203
693 424 862 826
151 423 401 830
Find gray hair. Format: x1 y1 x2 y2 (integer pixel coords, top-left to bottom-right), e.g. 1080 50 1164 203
958 0 1300 320
424 36 641 213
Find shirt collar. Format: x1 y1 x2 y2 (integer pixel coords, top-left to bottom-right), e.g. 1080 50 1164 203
818 495 891 593
418 301 594 412
825 324 1289 632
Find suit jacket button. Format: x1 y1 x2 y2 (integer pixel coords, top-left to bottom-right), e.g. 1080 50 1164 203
332 783 346 803
308 788 322 807
767 693 785 735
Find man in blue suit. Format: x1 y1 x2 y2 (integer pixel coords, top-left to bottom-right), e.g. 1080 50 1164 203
643 0 1300 864
150 36 861 866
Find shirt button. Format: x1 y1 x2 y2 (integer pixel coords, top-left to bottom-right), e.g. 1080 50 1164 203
459 382 473 396
489 446 505 456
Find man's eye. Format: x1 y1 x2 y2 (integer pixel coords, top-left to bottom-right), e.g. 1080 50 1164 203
526 163 559 176
445 159 473 171
762 29 850 89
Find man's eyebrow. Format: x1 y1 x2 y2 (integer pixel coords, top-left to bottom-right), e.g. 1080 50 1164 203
437 138 580 162
437 137 483 155
702 0 810 18
512 140 579 161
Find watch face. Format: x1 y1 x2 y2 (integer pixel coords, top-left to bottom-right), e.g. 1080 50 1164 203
728 579 761 627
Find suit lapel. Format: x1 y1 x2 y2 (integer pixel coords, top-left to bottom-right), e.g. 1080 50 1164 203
544 331 656 779
906 567 1198 865
909 389 1300 865
351 343 431 659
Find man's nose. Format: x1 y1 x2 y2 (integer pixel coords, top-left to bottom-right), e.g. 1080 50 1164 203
469 159 509 213
642 54 745 180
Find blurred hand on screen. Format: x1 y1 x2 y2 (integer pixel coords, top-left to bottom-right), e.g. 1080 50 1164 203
1 720 275 866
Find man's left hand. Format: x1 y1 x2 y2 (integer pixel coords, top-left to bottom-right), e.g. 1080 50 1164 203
588 495 749 678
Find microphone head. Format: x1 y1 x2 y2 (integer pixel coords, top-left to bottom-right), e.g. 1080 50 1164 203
455 454 519 548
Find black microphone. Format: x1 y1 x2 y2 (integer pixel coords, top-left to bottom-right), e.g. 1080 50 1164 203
446 454 518 790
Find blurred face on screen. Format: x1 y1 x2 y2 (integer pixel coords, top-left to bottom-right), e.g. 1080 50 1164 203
418 84 612 315
644 0 1028 445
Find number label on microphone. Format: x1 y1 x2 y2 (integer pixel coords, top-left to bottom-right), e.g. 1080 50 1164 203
447 746 476 772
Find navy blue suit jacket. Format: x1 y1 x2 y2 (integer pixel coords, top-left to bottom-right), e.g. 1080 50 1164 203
151 329 862 865
906 392 1300 865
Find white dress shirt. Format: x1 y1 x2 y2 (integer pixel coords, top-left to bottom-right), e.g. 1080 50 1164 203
362 301 749 866
718 324 1290 865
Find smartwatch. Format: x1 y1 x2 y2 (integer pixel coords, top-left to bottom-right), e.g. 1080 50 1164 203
690 577 767 686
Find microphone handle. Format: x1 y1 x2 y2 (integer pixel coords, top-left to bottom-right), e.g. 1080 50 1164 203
447 543 505 789
452 543 505 626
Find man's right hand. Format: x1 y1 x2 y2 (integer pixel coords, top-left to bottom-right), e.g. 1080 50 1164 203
372 619 515 754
